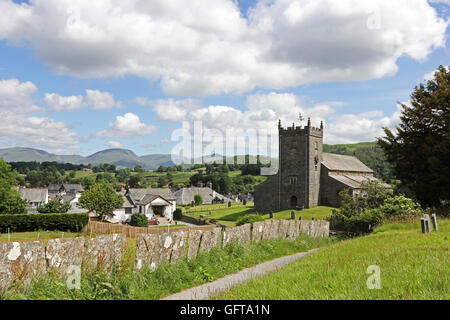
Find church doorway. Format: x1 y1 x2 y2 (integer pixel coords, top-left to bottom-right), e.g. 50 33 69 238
290 196 298 208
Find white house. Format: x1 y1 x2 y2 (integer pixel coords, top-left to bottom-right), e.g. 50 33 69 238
110 188 177 224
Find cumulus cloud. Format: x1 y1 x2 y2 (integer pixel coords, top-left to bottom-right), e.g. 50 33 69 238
165 92 402 158
97 112 157 138
44 89 120 111
106 140 123 148
44 93 85 111
0 78 79 152
0 78 44 114
0 0 447 96
86 89 118 110
137 97 201 121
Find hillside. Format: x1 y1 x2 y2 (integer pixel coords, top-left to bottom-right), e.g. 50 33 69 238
0 147 173 170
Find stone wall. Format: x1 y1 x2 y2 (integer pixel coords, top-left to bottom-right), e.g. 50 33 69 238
0 219 329 292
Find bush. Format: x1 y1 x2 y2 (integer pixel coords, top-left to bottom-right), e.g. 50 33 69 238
37 197 71 213
130 214 148 227
367 195 422 221
0 213 88 233
194 194 203 206
173 208 184 220
236 214 265 226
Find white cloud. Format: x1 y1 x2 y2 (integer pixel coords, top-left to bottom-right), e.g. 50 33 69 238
0 78 79 152
44 93 84 111
0 0 447 96
97 112 157 138
85 89 118 110
0 78 43 114
106 140 123 148
166 92 402 158
137 97 201 121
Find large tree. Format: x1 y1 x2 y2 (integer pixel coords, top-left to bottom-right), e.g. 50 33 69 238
378 65 449 207
0 158 27 214
79 183 123 219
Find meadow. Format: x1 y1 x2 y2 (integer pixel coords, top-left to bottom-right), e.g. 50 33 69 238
214 219 449 300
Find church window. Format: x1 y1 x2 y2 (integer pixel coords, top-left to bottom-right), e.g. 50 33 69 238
314 141 318 150
289 176 298 185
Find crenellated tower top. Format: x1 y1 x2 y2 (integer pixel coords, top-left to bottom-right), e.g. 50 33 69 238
278 118 323 138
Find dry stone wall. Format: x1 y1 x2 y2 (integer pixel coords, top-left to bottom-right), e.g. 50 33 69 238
0 219 329 292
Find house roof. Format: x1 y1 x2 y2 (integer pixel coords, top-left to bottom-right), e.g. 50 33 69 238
19 188 48 203
48 183 84 193
128 188 176 203
174 187 229 205
328 174 391 189
322 153 373 173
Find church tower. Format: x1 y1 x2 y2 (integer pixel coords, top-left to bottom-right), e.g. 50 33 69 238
277 118 323 209
254 118 323 211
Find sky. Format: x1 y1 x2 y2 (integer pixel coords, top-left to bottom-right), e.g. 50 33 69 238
0 0 449 160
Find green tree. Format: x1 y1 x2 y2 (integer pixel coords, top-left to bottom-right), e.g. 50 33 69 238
0 158 27 214
37 197 71 213
194 194 203 206
158 176 168 187
378 65 450 207
78 183 123 219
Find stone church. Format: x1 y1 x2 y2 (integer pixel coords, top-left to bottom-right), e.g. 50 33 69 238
254 119 390 211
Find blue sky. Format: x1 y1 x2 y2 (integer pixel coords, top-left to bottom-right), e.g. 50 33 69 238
0 0 448 158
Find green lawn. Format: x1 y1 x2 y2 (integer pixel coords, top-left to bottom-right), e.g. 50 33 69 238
214 219 449 300
0 231 83 244
185 204 334 226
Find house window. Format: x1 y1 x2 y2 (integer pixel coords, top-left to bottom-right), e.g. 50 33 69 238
125 208 132 214
139 206 142 213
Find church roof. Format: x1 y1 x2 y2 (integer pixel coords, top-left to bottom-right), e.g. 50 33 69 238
322 153 373 173
328 174 391 189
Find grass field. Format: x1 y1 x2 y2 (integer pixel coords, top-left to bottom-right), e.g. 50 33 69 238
0 231 82 244
214 219 449 300
186 203 334 226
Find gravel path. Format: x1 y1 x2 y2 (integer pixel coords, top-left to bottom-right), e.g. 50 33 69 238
161 248 319 300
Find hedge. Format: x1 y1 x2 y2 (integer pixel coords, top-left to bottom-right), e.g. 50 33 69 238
0 213 89 233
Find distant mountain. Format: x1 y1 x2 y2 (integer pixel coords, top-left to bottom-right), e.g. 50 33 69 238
0 147 175 170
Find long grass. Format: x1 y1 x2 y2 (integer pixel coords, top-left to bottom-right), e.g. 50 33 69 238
214 219 449 300
2 234 335 300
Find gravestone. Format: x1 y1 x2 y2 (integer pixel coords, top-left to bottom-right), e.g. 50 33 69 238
269 211 273 219
278 220 289 238
431 214 438 231
262 220 273 240
243 199 247 206
0 241 47 292
291 211 295 220
424 214 431 233
46 237 85 274
84 234 126 270
420 218 426 233
187 230 203 260
170 231 187 264
252 221 264 242
135 233 160 270
228 201 232 207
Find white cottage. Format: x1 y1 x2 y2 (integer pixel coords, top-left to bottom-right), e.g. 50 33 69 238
110 188 177 224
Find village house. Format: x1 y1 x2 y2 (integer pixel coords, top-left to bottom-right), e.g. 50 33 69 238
109 188 177 224
18 187 48 212
174 182 230 205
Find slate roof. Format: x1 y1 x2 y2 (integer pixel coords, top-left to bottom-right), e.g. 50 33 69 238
128 188 176 205
322 153 373 173
48 183 84 193
328 174 391 189
174 187 229 205
19 188 48 203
